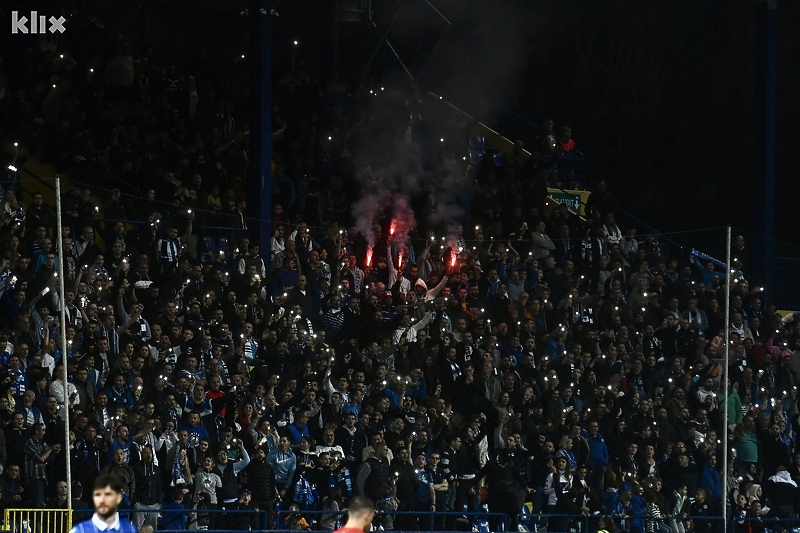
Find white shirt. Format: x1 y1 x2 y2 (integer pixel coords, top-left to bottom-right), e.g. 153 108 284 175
92 513 121 531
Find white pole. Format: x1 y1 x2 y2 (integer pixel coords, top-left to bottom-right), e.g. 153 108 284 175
55 174 72 509
722 225 731 532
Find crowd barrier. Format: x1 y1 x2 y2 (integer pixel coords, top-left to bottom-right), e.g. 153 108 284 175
19 508 800 533
65 507 510 532
737 516 800 533
3 508 72 533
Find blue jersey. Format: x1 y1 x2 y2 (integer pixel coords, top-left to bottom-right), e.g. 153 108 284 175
415 468 434 503
70 514 137 533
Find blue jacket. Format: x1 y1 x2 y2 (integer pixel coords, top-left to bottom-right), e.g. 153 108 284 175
601 488 619 515
630 494 646 530
697 463 723 502
159 502 187 530
544 338 566 362
287 422 310 446
582 430 609 471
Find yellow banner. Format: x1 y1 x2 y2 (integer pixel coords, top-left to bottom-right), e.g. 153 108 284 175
547 188 590 216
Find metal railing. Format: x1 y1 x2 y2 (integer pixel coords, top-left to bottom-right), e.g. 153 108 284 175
534 513 725 533
24 507 800 533
4 508 73 533
117 507 509 532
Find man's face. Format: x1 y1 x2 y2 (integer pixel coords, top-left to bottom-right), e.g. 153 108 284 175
6 464 20 479
141 446 154 462
375 443 388 459
113 448 126 464
23 390 35 405
45 396 57 411
415 454 427 468
93 485 123 519
218 449 229 464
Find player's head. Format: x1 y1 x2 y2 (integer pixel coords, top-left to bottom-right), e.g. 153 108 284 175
345 495 375 531
92 473 124 519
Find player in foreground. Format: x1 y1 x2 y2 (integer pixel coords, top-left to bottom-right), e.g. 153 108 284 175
70 474 138 533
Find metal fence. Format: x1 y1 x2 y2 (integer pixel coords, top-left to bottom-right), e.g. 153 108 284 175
21 508 800 533
535 514 726 533
4 508 72 533
73 507 509 532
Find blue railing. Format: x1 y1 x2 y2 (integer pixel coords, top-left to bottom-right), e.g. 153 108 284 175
535 513 725 533
40 507 800 533
117 507 510 532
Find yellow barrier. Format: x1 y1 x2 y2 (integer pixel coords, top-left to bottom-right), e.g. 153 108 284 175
3 508 73 533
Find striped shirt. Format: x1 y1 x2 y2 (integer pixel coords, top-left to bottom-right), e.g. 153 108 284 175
24 437 49 481
157 238 181 262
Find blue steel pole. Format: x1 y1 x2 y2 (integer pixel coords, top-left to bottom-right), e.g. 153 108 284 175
249 0 273 272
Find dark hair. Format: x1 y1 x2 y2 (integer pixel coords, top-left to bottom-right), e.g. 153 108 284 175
347 495 375 515
93 473 124 493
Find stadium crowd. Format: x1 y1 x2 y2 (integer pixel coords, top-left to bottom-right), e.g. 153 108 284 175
0 7 796 533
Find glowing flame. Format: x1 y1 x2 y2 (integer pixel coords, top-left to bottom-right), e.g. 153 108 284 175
450 253 457 268
366 247 373 268
397 254 403 269
390 223 395 236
